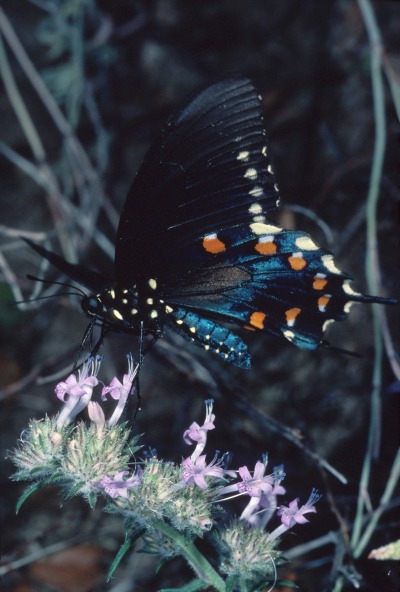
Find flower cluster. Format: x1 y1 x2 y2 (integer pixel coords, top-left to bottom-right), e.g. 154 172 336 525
9 356 321 590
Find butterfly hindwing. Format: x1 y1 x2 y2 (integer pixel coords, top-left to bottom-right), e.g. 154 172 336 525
161 221 394 353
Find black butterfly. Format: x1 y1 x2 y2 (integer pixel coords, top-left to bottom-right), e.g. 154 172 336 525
24 77 398 369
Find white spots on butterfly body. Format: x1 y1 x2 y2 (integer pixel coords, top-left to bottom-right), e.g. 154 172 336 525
322 254 341 275
237 150 250 162
244 168 258 180
113 309 123 321
295 236 319 251
249 186 264 198
250 222 282 235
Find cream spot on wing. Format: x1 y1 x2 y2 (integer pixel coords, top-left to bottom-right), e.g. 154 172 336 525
283 329 296 342
113 309 123 321
322 254 341 274
244 168 258 180
148 278 157 290
343 280 361 297
323 319 335 331
249 202 263 215
249 186 264 198
237 150 250 161
295 236 319 251
250 222 282 235
344 301 354 313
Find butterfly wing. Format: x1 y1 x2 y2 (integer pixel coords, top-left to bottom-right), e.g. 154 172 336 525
114 77 397 367
115 77 279 285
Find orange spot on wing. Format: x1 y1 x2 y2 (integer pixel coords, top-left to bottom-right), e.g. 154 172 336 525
255 240 277 255
288 255 307 270
249 311 267 330
202 236 226 254
285 307 301 325
318 295 331 311
313 277 328 290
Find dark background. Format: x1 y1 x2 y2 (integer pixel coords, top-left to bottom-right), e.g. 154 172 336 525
0 1 399 591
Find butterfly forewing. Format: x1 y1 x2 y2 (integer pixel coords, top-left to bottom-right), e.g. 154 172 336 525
115 78 279 285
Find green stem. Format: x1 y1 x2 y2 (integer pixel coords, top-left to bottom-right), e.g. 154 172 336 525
153 519 226 592
351 0 386 551
354 448 400 558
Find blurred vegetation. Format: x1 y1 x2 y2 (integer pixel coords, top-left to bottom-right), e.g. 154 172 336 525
0 1 399 591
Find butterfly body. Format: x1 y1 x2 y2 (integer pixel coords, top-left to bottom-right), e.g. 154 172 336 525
81 283 164 336
24 77 398 368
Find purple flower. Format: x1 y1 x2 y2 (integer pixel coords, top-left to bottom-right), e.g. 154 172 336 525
269 488 321 541
237 462 274 498
243 467 287 528
98 469 143 499
88 401 106 427
277 488 320 527
55 357 100 402
181 454 224 489
102 354 139 427
55 357 102 428
101 353 138 401
183 400 215 461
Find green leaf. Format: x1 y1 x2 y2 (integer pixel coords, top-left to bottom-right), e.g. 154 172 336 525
107 526 146 581
16 482 45 513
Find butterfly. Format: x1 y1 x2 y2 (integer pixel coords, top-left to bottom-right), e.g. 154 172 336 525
24 77 398 369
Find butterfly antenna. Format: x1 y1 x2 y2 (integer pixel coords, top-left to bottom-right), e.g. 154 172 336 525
26 274 87 298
